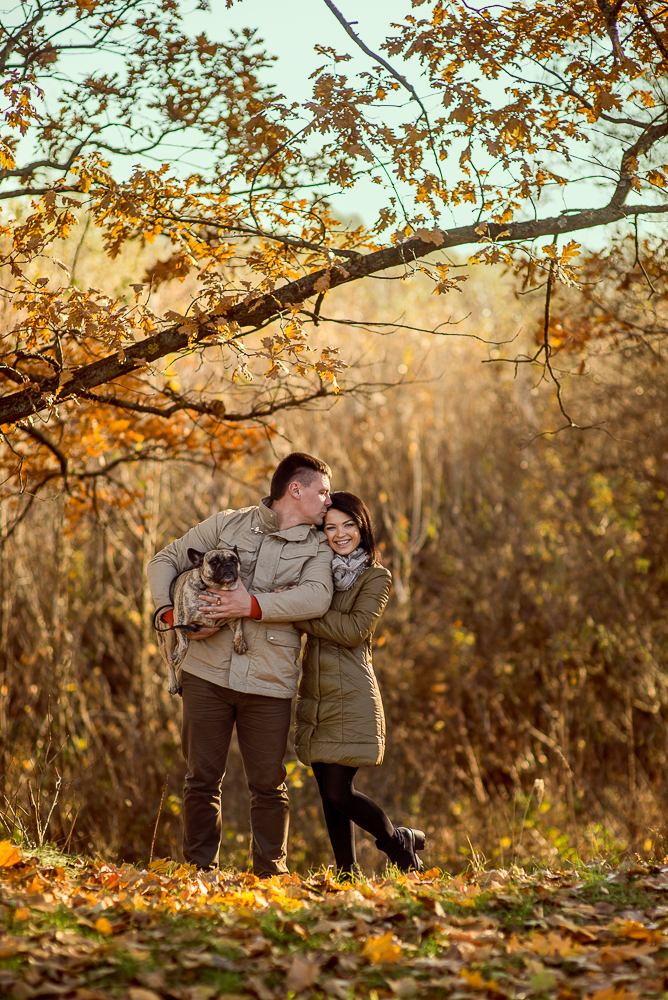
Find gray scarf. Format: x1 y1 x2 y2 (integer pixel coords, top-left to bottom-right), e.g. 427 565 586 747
331 547 368 591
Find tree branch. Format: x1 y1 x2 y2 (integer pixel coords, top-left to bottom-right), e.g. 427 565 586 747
77 384 340 422
542 261 574 426
635 0 668 62
0 142 86 182
597 0 626 62
610 120 668 208
2 199 668 427
20 425 69 481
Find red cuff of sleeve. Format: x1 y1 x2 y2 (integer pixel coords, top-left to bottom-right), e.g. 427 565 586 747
250 596 262 620
161 608 174 626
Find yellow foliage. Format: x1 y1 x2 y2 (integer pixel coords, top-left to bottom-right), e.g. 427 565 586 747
0 842 22 867
361 930 402 964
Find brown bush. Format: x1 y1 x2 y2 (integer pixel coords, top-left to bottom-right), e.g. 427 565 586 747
2 263 668 873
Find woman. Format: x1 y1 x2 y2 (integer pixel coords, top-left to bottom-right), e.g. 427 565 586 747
294 491 426 879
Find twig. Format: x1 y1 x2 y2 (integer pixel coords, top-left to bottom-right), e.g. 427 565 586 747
543 260 574 426
149 775 169 864
42 770 63 845
64 804 80 854
515 778 545 865
247 122 311 234
633 215 657 298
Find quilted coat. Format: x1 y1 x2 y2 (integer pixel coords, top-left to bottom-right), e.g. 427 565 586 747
294 563 392 767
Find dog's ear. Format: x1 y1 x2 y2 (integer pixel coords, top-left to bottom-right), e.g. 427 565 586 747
187 548 205 567
233 544 239 557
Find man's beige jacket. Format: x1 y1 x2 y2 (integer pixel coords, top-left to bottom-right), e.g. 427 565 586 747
147 499 333 698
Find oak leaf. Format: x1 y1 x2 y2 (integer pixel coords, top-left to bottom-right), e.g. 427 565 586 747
460 968 499 991
313 271 331 293
599 942 658 963
0 841 22 867
361 929 402 964
526 931 578 957
614 919 662 943
413 227 445 246
647 170 666 189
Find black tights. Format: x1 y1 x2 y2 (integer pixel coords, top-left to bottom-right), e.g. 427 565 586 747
311 762 394 871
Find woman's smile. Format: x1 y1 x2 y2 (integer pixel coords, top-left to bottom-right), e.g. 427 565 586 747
324 508 361 554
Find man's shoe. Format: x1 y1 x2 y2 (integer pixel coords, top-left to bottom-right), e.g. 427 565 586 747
376 827 426 873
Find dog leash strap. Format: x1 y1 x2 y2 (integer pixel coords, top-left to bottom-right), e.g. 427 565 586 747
152 606 203 634
152 605 174 632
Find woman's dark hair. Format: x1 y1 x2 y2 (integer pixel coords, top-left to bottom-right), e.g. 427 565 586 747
327 491 382 565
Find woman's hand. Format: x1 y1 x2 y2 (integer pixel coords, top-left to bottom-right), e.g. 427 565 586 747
190 626 221 641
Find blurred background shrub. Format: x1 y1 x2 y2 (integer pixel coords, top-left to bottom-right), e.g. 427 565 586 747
2 247 668 874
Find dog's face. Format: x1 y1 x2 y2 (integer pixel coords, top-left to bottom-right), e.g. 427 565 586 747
187 546 241 589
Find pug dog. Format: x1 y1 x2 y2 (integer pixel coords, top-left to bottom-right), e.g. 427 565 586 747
154 547 247 695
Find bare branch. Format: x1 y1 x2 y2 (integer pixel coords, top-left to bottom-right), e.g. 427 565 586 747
77 384 340 422
20 426 69 482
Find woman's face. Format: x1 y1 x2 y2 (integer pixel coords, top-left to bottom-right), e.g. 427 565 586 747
324 508 362 556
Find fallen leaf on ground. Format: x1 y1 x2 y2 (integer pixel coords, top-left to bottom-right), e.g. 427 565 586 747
286 954 321 992
245 975 274 1000
362 929 402 963
0 842 22 867
586 988 642 1000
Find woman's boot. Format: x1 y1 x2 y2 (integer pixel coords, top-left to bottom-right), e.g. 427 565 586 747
376 827 426 872
336 862 364 883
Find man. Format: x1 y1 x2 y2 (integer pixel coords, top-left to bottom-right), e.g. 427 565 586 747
147 453 333 876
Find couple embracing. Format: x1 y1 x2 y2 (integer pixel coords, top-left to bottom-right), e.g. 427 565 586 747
147 453 425 880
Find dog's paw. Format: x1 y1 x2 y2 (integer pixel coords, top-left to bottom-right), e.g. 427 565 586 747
233 638 248 655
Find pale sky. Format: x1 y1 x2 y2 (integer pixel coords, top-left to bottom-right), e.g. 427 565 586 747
207 0 413 102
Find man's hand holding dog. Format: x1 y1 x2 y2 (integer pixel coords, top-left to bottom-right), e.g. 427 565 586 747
198 579 253 621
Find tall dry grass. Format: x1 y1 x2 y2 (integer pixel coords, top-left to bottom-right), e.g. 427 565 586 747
2 240 668 872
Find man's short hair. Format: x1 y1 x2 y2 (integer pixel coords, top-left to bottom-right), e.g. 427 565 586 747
270 452 332 502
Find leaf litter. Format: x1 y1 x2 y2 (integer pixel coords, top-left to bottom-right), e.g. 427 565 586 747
1 841 668 998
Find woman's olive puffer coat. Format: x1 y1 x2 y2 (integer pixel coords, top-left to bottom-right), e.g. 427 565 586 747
294 563 392 768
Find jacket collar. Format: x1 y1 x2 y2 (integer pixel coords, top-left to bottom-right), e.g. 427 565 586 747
254 497 317 542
